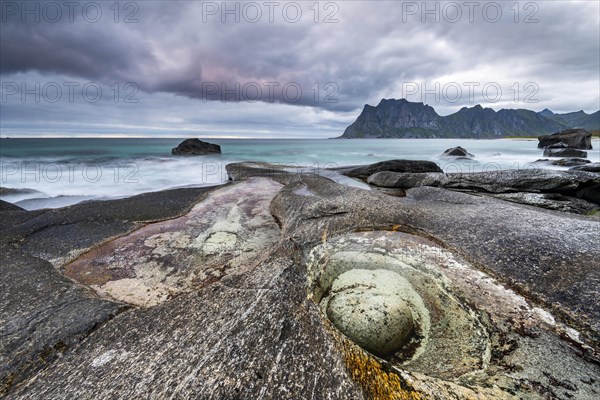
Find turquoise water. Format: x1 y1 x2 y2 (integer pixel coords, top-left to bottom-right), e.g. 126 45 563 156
1 138 598 209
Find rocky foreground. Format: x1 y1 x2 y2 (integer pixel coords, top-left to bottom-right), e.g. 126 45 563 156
1 160 600 399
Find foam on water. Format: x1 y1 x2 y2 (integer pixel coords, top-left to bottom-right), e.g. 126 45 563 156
1 138 598 210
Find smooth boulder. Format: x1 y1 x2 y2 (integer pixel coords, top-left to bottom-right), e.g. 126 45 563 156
171 138 221 155
323 269 415 357
538 128 592 149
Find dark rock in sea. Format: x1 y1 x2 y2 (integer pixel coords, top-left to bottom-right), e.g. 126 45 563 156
171 138 221 155
538 128 592 149
338 159 442 180
441 146 474 158
571 162 600 173
552 158 591 167
543 148 588 158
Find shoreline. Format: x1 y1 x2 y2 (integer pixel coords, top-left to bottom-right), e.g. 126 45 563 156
2 153 599 210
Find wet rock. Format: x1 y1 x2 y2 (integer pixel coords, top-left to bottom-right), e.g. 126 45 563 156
544 148 588 158
337 159 442 180
441 170 600 202
441 146 474 158
538 128 593 149
552 158 591 166
571 162 600 173
0 188 48 207
171 138 221 155
15 195 99 210
225 162 360 189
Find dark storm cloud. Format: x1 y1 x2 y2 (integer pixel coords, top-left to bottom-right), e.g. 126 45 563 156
0 1 598 137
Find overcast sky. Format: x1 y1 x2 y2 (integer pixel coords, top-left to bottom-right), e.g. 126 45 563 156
1 0 599 138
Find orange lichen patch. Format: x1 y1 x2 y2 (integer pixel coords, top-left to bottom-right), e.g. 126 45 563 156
339 340 424 400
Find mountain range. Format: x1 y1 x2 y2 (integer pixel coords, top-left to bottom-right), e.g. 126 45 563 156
339 99 600 138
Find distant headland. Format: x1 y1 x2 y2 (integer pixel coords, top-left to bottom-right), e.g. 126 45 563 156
338 98 600 139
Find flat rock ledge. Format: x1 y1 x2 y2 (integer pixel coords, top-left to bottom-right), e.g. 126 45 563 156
2 163 600 399
366 169 600 213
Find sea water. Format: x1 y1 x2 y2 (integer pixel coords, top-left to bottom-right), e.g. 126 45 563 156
1 138 598 210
